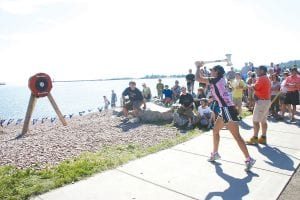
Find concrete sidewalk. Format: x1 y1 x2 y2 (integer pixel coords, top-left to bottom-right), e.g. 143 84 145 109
32 116 300 200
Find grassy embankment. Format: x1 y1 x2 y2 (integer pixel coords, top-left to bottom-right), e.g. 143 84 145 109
0 111 252 200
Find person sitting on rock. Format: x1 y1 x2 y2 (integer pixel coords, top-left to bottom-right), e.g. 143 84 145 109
176 87 195 129
162 85 173 106
122 81 146 117
198 98 215 129
172 80 181 102
142 83 152 102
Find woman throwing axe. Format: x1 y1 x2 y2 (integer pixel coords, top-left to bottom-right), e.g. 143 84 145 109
195 61 255 171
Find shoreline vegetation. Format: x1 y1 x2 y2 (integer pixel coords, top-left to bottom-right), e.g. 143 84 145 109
0 108 252 200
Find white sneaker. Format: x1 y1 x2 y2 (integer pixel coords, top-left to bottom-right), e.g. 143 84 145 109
245 158 256 172
208 152 221 162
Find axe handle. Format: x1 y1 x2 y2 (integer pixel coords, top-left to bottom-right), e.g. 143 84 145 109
204 59 227 64
261 91 283 117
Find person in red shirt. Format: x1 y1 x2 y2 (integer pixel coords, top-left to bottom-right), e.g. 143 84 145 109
246 65 271 145
284 66 300 122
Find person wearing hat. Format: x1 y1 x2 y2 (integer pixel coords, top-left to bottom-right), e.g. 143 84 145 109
246 65 271 145
284 66 300 122
195 61 255 171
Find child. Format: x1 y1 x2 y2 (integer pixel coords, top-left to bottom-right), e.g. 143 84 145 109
198 98 215 129
162 85 173 106
103 96 110 110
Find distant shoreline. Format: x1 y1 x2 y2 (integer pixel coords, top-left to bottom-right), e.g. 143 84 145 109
52 78 131 83
52 75 185 83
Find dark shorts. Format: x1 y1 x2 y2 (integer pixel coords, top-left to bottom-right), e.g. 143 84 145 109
219 106 239 123
284 91 300 105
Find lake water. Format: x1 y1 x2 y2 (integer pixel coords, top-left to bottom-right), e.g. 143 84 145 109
0 78 186 121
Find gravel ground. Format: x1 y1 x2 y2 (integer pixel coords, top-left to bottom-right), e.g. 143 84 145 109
0 110 178 169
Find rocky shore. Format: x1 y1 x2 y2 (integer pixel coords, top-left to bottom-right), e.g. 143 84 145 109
0 110 178 169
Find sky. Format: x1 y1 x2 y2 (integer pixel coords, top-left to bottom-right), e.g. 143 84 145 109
0 0 300 85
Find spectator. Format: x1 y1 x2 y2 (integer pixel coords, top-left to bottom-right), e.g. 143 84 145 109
103 96 110 110
198 98 215 129
278 70 290 119
249 62 255 72
122 81 146 117
274 64 281 75
269 73 281 118
172 80 181 102
111 90 117 108
142 83 152 102
186 69 195 94
246 65 271 145
226 67 236 81
208 95 220 121
284 66 300 122
231 72 246 116
194 87 206 109
177 87 195 129
241 62 250 81
156 79 164 100
246 72 256 111
162 85 173 105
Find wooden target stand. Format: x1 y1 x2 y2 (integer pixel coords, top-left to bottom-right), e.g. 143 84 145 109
21 73 67 136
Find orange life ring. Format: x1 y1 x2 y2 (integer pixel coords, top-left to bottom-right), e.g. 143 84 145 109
28 73 52 97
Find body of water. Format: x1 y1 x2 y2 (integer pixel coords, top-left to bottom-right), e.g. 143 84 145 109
0 78 186 121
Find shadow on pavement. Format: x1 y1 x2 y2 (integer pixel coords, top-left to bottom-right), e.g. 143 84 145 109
256 145 295 171
239 119 253 130
204 162 259 200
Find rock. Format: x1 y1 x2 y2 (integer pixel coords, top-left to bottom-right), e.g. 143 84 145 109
138 110 173 123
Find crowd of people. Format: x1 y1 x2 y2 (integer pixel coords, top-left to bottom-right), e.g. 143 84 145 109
103 62 299 129
101 61 299 171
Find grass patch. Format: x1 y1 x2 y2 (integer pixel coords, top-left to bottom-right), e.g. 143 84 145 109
0 128 201 200
240 109 253 118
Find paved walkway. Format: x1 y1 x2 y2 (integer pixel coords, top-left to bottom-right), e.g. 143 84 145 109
32 115 300 200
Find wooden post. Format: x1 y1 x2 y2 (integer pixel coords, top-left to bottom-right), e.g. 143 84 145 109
47 93 67 126
21 93 37 135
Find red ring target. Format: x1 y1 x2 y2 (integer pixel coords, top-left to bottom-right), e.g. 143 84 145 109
28 73 52 97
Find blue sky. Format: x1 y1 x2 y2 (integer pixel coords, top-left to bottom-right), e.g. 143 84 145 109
0 0 299 85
